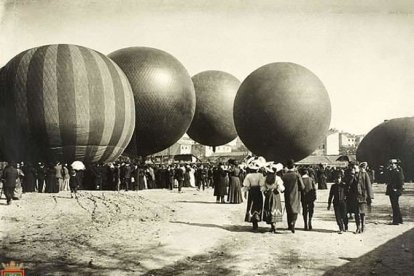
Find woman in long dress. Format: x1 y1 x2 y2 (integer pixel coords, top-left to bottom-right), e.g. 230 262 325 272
22 163 36 193
183 166 191 187
189 165 196 188
227 162 243 204
262 163 285 233
243 160 265 231
13 163 24 200
45 164 57 193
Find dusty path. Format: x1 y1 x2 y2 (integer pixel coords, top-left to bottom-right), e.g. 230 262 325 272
1 183 413 275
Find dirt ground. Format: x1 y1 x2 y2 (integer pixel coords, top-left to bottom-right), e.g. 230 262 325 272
1 182 413 275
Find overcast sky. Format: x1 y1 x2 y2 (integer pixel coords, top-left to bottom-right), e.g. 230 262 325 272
1 0 414 135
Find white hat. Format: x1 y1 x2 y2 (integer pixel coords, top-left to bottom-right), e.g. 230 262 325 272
246 157 255 165
256 156 267 167
273 163 284 172
265 161 274 173
248 161 260 170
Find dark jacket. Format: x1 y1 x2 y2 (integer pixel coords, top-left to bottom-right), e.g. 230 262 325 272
69 174 80 188
349 170 373 203
2 165 18 187
282 170 305 214
328 182 348 205
386 168 404 196
301 175 316 203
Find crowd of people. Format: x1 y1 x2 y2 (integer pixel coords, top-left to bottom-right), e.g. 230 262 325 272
0 157 406 235
241 156 405 234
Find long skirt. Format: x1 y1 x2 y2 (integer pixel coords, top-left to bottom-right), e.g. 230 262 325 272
184 173 191 187
227 176 243 204
263 190 283 224
23 176 36 192
318 176 327 189
13 181 23 200
245 186 263 222
214 176 228 197
63 178 70 191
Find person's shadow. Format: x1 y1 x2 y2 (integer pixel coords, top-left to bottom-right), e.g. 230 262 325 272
171 221 335 233
177 200 221 204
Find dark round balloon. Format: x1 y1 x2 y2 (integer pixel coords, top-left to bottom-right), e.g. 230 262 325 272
234 62 331 162
356 117 414 180
108 47 195 156
0 67 5 161
0 44 136 163
187 70 240 146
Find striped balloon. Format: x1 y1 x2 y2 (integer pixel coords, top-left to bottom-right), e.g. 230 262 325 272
0 44 135 163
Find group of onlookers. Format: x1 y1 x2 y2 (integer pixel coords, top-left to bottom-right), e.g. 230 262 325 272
241 156 404 234
0 157 406 233
1 161 81 204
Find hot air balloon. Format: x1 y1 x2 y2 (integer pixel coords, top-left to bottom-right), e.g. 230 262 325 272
187 70 240 146
356 117 414 181
108 47 195 157
0 67 5 161
234 62 331 162
0 44 135 163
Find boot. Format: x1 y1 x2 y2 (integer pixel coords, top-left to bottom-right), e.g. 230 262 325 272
361 214 365 233
355 214 361 234
291 214 297 233
308 210 314 230
303 210 308 230
303 215 308 230
270 223 276 233
252 221 258 232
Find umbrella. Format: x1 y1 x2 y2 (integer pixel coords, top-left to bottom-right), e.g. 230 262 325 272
71 161 86 171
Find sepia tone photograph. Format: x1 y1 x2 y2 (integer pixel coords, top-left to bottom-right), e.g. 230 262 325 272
0 1 413 275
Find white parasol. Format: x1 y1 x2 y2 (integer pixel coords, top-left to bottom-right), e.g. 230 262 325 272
71 161 86 171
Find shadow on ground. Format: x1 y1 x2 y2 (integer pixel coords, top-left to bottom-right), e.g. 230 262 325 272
142 248 238 276
0 237 170 275
323 227 414 276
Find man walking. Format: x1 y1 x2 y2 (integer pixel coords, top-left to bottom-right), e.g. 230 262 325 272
2 162 18 205
282 159 305 233
348 162 373 233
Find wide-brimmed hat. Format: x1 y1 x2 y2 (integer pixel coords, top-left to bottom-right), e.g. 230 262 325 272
265 161 274 173
256 156 267 167
248 161 260 170
273 163 284 172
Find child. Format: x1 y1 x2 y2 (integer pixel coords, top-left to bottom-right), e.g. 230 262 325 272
69 169 80 199
328 173 348 234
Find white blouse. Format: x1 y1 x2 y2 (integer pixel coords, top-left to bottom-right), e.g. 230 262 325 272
243 172 265 191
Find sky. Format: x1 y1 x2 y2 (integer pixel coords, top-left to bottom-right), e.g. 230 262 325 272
1 0 414 135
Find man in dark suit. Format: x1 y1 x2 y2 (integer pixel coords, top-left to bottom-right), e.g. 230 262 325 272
386 159 404 225
282 159 305 233
2 162 18 205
